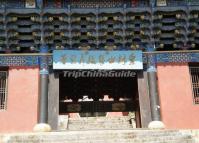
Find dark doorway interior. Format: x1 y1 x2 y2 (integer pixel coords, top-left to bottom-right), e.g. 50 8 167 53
59 70 139 115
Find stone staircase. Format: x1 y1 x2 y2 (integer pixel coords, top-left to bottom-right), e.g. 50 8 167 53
0 130 197 143
67 116 135 130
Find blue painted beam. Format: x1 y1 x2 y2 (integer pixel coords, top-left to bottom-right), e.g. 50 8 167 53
0 51 198 67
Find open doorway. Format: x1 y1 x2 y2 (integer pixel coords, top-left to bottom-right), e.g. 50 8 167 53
58 70 141 129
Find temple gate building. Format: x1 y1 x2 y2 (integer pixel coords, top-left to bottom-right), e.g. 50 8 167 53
0 0 199 133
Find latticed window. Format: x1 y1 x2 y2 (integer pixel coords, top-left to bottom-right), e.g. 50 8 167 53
189 65 199 104
0 71 8 110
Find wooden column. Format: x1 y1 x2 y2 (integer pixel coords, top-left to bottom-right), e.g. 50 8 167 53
145 46 165 129
137 71 152 128
48 72 59 130
38 45 49 124
146 51 162 122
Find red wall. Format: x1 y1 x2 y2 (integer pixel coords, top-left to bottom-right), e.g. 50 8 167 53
157 63 199 129
0 67 39 133
1 64 198 132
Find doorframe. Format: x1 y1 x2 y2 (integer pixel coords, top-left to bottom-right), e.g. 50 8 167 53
137 71 152 127
48 70 152 130
48 71 59 130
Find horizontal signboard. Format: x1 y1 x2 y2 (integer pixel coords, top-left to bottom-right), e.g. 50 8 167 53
53 50 143 70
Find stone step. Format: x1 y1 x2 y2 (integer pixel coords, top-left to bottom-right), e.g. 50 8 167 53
69 120 132 124
69 121 131 123
69 120 132 123
68 116 134 130
69 116 131 120
0 130 195 143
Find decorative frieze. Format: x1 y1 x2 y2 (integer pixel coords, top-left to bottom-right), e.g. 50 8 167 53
0 51 198 67
1 0 199 52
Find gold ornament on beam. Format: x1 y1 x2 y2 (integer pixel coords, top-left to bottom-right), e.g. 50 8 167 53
60 32 65 37
113 16 118 21
175 29 180 35
173 43 177 48
75 17 81 22
32 32 37 36
159 43 164 48
30 46 35 51
113 32 117 36
87 32 91 36
75 32 80 37
193 14 198 19
157 30 161 35
79 45 91 50
192 29 196 34
86 17 91 21
135 44 139 49
176 14 181 19
14 32 19 37
191 43 196 48
140 30 145 35
48 17 54 22
130 44 136 49
11 17 18 22
103 17 108 21
50 32 54 37
16 46 20 51
130 32 134 36
31 16 36 22
158 14 163 19
141 15 145 20
105 45 116 50
130 16 135 20
59 16 64 21
56 45 60 49
104 32 107 36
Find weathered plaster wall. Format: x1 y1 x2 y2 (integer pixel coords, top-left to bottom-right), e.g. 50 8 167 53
0 67 39 133
157 63 199 129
